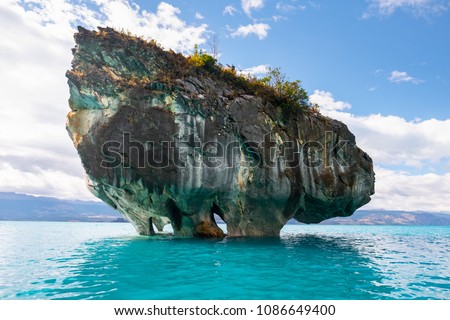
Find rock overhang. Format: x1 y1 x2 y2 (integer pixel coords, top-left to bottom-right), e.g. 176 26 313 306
66 27 375 237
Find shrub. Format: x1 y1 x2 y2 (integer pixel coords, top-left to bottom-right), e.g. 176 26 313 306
259 67 309 108
188 45 217 71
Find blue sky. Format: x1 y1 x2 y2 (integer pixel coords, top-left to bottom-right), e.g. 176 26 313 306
0 0 449 212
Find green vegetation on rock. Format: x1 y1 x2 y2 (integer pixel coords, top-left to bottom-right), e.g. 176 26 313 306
186 47 310 110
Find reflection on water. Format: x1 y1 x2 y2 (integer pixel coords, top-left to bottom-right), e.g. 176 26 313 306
0 222 449 299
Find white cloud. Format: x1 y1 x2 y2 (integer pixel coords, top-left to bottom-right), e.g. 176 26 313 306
272 15 287 21
231 23 270 39
241 0 265 16
276 2 306 12
307 1 321 10
195 12 204 19
0 163 95 201
388 70 423 84
223 5 238 16
373 69 384 76
364 167 450 212
94 1 208 52
321 108 450 169
309 90 352 111
313 89 450 212
0 0 209 201
364 0 449 17
239 64 270 76
0 0 92 200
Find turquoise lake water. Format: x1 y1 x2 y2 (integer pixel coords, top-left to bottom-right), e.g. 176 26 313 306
0 221 449 299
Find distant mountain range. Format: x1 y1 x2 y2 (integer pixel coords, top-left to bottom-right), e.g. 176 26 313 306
1 192 449 225
0 192 124 222
319 210 450 226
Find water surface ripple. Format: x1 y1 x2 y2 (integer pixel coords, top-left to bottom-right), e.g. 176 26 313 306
0 222 449 299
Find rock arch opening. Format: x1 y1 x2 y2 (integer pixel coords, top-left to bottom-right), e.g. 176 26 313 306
211 203 227 234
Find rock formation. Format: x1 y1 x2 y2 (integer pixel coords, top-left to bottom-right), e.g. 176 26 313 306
66 27 375 237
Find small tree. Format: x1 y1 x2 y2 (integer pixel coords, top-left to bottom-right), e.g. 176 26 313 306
188 44 217 70
208 32 220 60
260 67 308 108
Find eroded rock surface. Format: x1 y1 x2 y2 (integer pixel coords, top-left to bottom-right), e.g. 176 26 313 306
66 27 375 237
